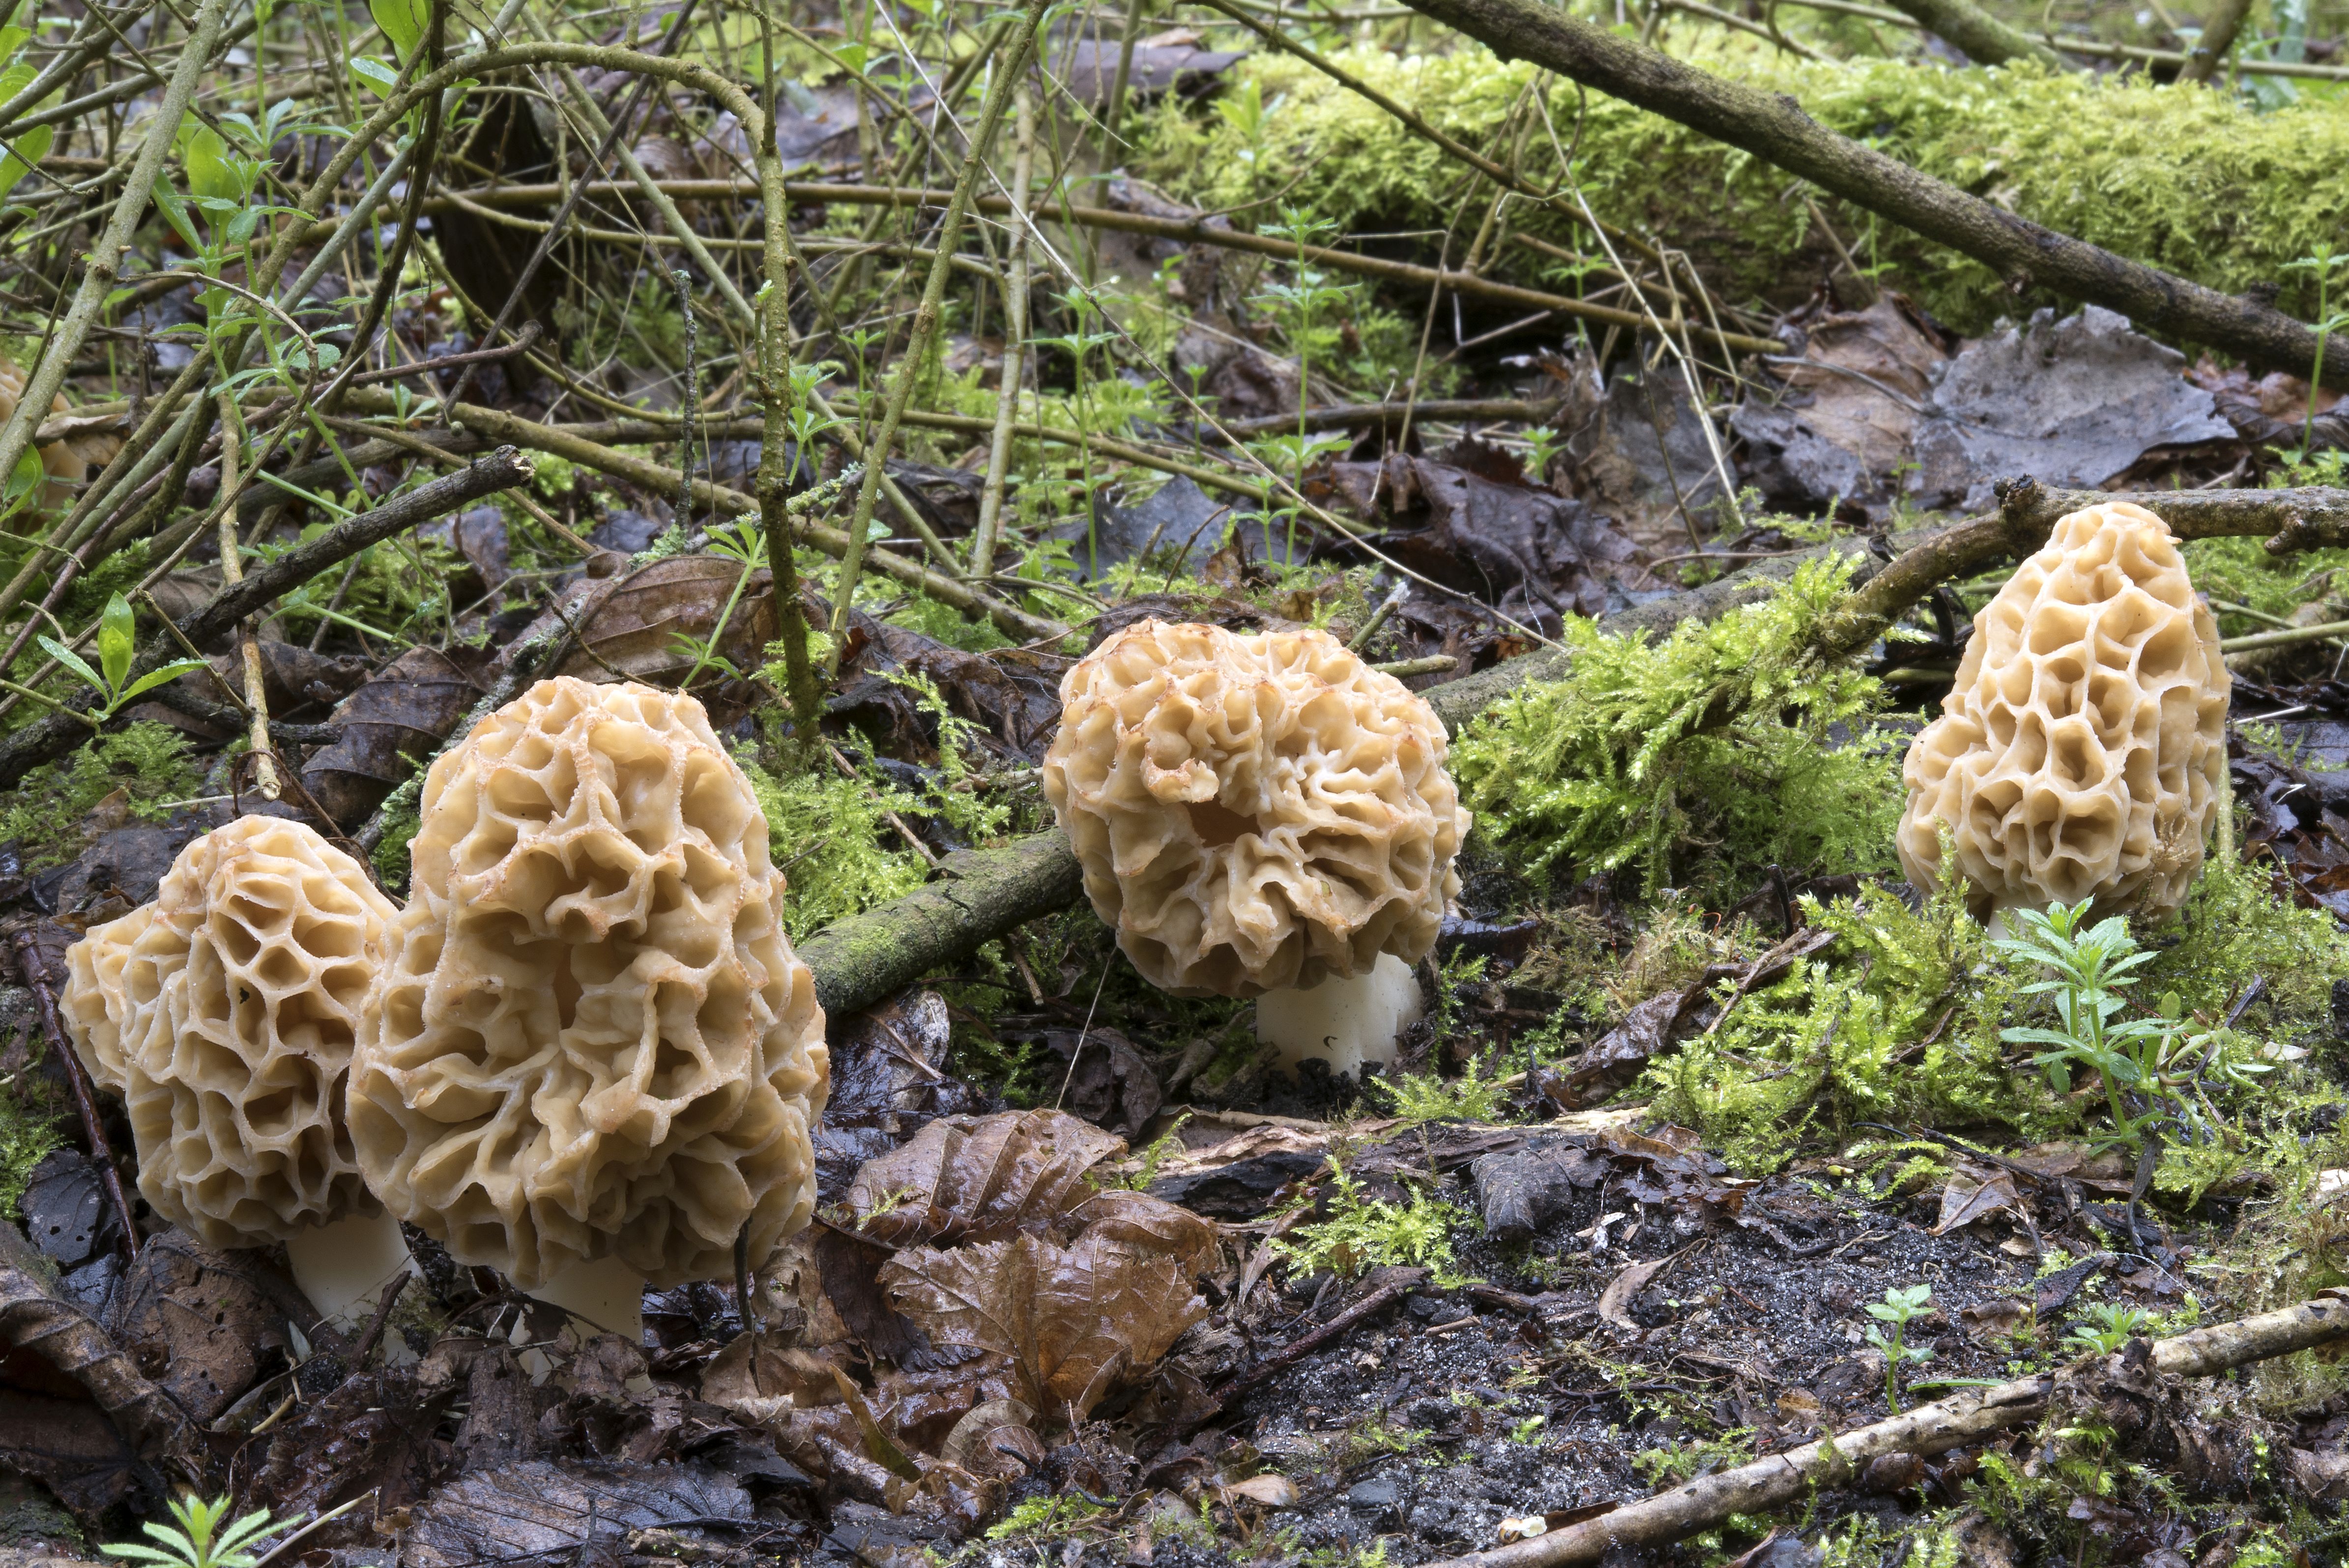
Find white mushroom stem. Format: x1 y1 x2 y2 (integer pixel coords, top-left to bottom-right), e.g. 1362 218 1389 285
283 1209 415 1337
1256 953 1425 1081
529 1254 649 1348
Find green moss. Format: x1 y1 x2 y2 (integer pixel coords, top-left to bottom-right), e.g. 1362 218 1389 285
736 750 929 939
1647 878 2042 1168
0 1077 63 1220
1452 554 1903 900
1137 36 2349 334
0 722 205 870
2182 533 2349 639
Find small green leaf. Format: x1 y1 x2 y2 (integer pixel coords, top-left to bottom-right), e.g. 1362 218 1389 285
368 0 428 61
116 662 210 704
348 55 400 98
98 592 134 693
36 634 104 695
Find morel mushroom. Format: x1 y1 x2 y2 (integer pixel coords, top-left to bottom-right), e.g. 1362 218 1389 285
58 817 412 1332
1898 500 2229 925
1041 619 1469 1079
349 677 829 1349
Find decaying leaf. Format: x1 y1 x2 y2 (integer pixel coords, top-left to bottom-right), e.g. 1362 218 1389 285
700 1331 851 1417
1596 1254 1674 1331
1933 1166 2023 1235
403 1459 753 1568
815 990 990 1206
1733 294 1949 517
552 556 777 687
300 644 495 828
843 1109 1128 1248
1222 1473 1298 1508
879 1230 1207 1425
937 1397 1042 1479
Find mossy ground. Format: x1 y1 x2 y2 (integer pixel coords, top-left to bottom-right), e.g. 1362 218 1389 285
1136 30 2349 338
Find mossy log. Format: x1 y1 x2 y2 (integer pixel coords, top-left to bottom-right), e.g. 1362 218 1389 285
802 482 2349 1019
1388 0 2338 384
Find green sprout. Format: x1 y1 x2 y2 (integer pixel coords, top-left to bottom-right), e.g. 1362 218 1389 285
25 593 207 725
2064 1302 2156 1357
1862 1282 1934 1413
103 1496 282 1568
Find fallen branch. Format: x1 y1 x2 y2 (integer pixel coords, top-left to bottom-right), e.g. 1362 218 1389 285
1390 0 2345 385
1415 1291 2349 1568
10 931 137 1256
0 447 535 792
385 180 1786 357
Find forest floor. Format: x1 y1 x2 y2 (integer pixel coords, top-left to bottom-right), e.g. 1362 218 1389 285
4 0 2349 1565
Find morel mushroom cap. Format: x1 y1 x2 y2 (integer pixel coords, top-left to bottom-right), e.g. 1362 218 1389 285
1898 500 2228 921
1041 619 1468 997
349 677 829 1291
58 816 398 1247
60 903 152 1090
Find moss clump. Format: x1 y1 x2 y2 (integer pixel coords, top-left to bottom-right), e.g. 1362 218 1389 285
1452 554 1903 900
1647 879 2035 1168
0 722 205 870
1646 837 2346 1174
1136 36 2349 334
2180 533 2349 640
736 753 929 939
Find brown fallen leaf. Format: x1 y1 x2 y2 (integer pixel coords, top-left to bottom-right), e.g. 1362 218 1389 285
879 1230 1207 1426
1222 1473 1298 1508
552 556 777 687
938 1396 1043 1479
1596 1253 1675 1331
300 644 495 828
1933 1167 2023 1235
844 1109 1129 1249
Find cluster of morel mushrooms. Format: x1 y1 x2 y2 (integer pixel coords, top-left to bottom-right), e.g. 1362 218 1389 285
52 497 2224 1362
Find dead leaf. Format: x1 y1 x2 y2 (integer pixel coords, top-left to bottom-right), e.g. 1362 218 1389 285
844 1109 1127 1249
937 1396 1043 1479
1596 1255 1672 1331
1733 293 1948 517
105 1230 298 1425
552 556 777 687
879 1231 1207 1425
1774 1387 1823 1430
1222 1473 1298 1508
699 1333 849 1415
300 645 495 828
1909 305 2236 512
1933 1167 2022 1235
813 990 990 1206
1039 1026 1162 1142
1322 439 1637 625
248 1368 447 1532
403 1459 752 1568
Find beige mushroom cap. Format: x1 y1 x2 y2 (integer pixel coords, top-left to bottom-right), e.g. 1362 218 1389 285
58 816 398 1248
1898 500 2229 921
1041 619 1469 996
348 677 829 1291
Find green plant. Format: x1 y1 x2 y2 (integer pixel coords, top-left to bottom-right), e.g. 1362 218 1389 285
1452 554 1901 899
1372 1052 1509 1124
2063 1302 2156 1357
1033 290 1120 577
103 1497 282 1568
1509 1413 1547 1444
0 721 205 870
1995 900 2272 1159
668 518 767 690
1250 206 1355 566
2281 245 2349 459
1862 1283 1934 1413
983 1494 1105 1541
1271 1158 1474 1286
25 595 207 724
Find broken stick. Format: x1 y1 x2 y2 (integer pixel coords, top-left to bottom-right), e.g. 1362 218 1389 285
1414 1291 2349 1568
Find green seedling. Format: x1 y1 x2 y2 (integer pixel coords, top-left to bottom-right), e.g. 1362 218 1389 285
1862 1282 1934 1413
32 594 207 724
103 1496 281 1568
2064 1302 2156 1357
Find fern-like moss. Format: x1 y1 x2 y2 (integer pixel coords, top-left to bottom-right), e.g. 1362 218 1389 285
1451 555 1903 900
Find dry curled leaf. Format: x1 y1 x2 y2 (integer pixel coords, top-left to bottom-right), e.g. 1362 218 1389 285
879 1231 1207 1425
1596 1255 1672 1332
